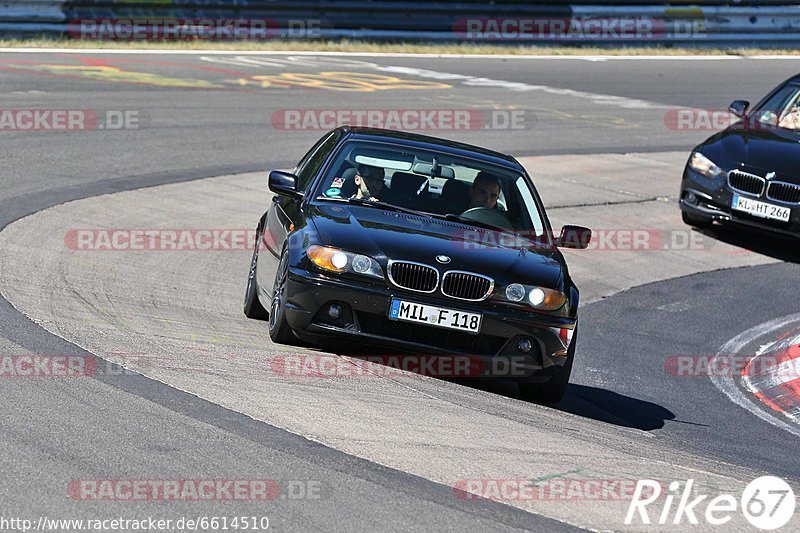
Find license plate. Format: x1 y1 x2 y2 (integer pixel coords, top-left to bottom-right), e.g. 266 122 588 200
388 299 482 334
732 194 791 222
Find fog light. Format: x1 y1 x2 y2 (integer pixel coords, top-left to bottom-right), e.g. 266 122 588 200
517 339 532 353
506 283 526 302
686 192 698 205
352 255 372 274
328 304 343 319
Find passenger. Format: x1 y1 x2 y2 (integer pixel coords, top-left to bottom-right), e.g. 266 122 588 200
467 171 501 210
352 164 385 201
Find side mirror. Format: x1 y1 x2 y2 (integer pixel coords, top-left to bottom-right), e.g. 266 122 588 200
269 170 303 198
555 225 592 249
728 100 749 118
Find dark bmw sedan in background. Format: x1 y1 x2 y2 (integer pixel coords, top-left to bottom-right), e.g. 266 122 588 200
244 127 591 402
680 74 800 237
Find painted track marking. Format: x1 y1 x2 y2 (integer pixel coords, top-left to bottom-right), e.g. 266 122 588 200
711 313 800 438
744 342 800 422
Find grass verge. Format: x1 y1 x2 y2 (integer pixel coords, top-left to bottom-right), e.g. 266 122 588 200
1 38 799 56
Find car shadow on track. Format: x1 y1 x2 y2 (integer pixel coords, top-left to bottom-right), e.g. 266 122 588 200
460 379 675 431
552 385 676 431
694 224 800 263
338 348 676 431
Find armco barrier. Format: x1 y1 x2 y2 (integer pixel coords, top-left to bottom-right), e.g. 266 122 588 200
2 1 800 44
0 0 65 36
558 5 800 44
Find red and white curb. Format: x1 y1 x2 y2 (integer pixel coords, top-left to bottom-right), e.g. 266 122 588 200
710 313 800 438
743 343 800 422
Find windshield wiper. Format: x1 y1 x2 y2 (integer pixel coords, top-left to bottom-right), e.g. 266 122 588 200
317 196 428 217
437 213 548 248
437 213 512 234
317 196 531 239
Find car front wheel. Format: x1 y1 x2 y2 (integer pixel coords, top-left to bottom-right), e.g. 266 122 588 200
518 327 577 404
243 225 268 320
268 245 297 344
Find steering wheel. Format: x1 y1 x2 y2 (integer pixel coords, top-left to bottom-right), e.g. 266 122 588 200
459 207 514 230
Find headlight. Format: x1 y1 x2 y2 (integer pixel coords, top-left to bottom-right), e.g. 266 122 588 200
307 245 383 279
528 288 546 306
688 152 723 179
499 283 566 311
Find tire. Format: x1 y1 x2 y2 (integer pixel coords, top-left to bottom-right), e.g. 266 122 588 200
268 245 297 345
243 226 268 320
519 328 577 404
681 209 712 229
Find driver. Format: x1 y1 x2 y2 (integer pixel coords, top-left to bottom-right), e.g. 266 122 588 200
352 164 385 201
779 105 800 130
467 171 501 210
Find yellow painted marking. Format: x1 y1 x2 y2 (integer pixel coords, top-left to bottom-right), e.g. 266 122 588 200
4 63 220 88
525 106 640 129
232 71 451 92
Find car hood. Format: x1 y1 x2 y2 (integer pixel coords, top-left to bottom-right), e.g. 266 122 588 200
702 126 800 181
309 203 564 289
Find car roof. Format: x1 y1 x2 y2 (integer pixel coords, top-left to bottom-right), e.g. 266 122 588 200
338 126 525 172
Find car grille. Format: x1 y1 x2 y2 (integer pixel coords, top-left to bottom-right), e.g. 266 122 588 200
767 181 800 204
441 271 493 301
728 170 765 196
357 313 507 355
389 261 438 293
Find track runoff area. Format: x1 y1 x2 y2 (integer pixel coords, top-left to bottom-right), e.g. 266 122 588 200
0 48 799 532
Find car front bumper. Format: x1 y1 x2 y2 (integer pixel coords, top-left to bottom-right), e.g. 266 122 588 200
680 168 800 238
282 267 576 381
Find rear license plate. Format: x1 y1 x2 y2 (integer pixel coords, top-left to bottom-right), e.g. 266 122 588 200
388 299 482 334
732 193 791 222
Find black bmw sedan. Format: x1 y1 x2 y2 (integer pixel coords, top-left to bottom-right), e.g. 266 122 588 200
680 75 800 237
244 127 591 402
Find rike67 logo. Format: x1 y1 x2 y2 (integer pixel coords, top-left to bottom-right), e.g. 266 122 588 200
626 476 795 529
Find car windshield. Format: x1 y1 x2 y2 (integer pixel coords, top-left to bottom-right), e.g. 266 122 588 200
752 82 800 131
313 140 547 240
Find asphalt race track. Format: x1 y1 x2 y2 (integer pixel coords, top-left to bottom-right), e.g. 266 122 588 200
1 50 800 531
